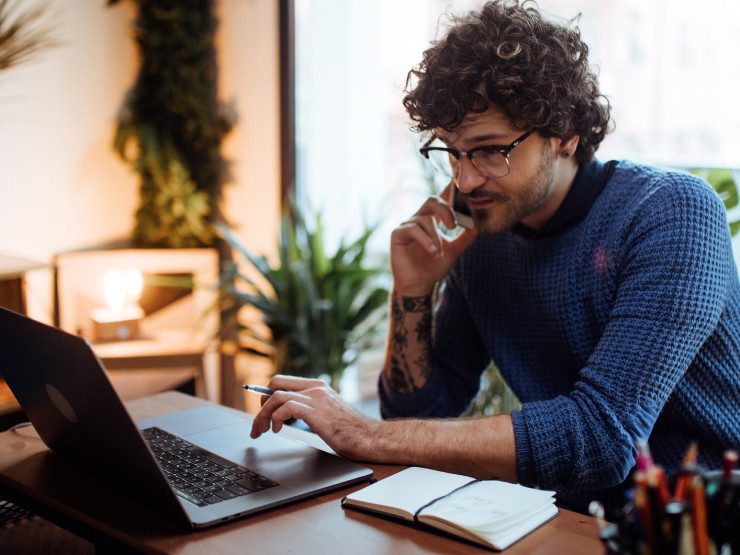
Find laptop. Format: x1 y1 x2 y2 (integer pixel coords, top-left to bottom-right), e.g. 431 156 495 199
0 307 373 529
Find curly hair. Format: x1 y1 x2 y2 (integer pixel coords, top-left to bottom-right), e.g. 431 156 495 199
403 0 612 163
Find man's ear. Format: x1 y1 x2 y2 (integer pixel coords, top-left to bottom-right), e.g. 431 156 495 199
558 134 580 158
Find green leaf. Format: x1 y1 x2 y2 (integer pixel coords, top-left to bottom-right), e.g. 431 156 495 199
215 197 389 386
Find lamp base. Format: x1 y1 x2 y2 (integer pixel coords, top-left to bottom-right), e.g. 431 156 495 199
90 307 144 342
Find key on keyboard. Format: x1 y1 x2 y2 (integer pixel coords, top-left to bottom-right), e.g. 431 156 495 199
141 427 278 507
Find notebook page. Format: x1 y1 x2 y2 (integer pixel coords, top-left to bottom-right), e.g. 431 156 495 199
346 467 474 519
418 480 555 532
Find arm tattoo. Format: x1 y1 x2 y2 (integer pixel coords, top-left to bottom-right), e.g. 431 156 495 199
413 312 432 344
392 328 408 352
402 295 432 313
391 296 408 352
387 354 418 392
412 352 432 380
391 295 404 320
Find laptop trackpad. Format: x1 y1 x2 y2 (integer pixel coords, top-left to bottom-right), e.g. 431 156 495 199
137 405 252 436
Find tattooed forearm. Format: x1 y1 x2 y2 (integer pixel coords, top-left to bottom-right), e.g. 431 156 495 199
383 291 434 394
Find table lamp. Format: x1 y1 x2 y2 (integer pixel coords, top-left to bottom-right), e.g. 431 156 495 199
90 269 144 341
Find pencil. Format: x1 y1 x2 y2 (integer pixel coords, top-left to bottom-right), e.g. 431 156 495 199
674 441 698 501
241 384 278 396
634 470 659 554
647 467 671 552
689 475 710 555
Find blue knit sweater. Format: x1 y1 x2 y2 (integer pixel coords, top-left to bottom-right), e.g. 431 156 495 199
379 160 740 514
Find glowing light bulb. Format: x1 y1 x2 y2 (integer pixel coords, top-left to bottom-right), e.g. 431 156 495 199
125 269 143 304
104 270 127 314
92 268 145 341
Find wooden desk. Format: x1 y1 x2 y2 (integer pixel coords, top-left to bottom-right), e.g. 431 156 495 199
0 392 604 554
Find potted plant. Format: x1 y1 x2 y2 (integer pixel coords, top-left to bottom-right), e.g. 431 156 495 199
216 202 390 391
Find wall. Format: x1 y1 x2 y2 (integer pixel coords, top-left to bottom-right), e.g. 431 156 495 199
0 0 281 323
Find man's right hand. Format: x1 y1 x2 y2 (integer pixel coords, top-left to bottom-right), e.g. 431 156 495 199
390 190 479 297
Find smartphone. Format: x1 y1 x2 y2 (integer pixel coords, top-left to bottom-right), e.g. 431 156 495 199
449 184 474 229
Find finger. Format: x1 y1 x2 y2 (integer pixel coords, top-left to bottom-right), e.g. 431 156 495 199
250 389 307 438
250 414 268 438
420 194 457 231
393 217 444 255
270 399 312 434
268 374 326 392
414 194 456 219
251 398 280 437
437 206 458 232
300 383 335 399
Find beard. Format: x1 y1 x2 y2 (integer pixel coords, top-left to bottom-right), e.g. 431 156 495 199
466 143 556 235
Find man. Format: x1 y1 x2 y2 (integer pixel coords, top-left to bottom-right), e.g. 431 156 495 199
251 0 740 515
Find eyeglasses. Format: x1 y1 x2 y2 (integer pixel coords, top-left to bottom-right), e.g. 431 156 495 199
419 129 535 179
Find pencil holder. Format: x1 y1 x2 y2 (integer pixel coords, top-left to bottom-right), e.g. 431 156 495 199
598 468 739 554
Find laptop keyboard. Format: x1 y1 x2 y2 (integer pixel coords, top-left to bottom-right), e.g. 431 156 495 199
142 427 279 507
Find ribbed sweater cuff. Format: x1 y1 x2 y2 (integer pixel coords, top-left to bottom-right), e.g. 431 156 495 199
511 409 537 486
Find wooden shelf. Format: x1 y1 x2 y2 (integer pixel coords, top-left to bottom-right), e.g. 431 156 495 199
91 329 211 370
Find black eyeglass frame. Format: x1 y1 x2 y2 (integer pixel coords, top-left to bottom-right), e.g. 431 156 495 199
419 129 536 178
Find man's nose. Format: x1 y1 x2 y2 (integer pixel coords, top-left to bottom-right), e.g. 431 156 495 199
455 156 487 193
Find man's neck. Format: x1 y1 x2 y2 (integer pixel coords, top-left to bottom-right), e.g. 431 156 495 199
520 160 579 230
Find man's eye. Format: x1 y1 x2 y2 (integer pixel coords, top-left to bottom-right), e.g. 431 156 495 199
473 146 504 158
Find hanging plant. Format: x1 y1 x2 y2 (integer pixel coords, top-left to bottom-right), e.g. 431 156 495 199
108 0 233 247
0 0 56 71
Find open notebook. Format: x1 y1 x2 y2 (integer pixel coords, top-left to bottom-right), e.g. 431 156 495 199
342 467 558 550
